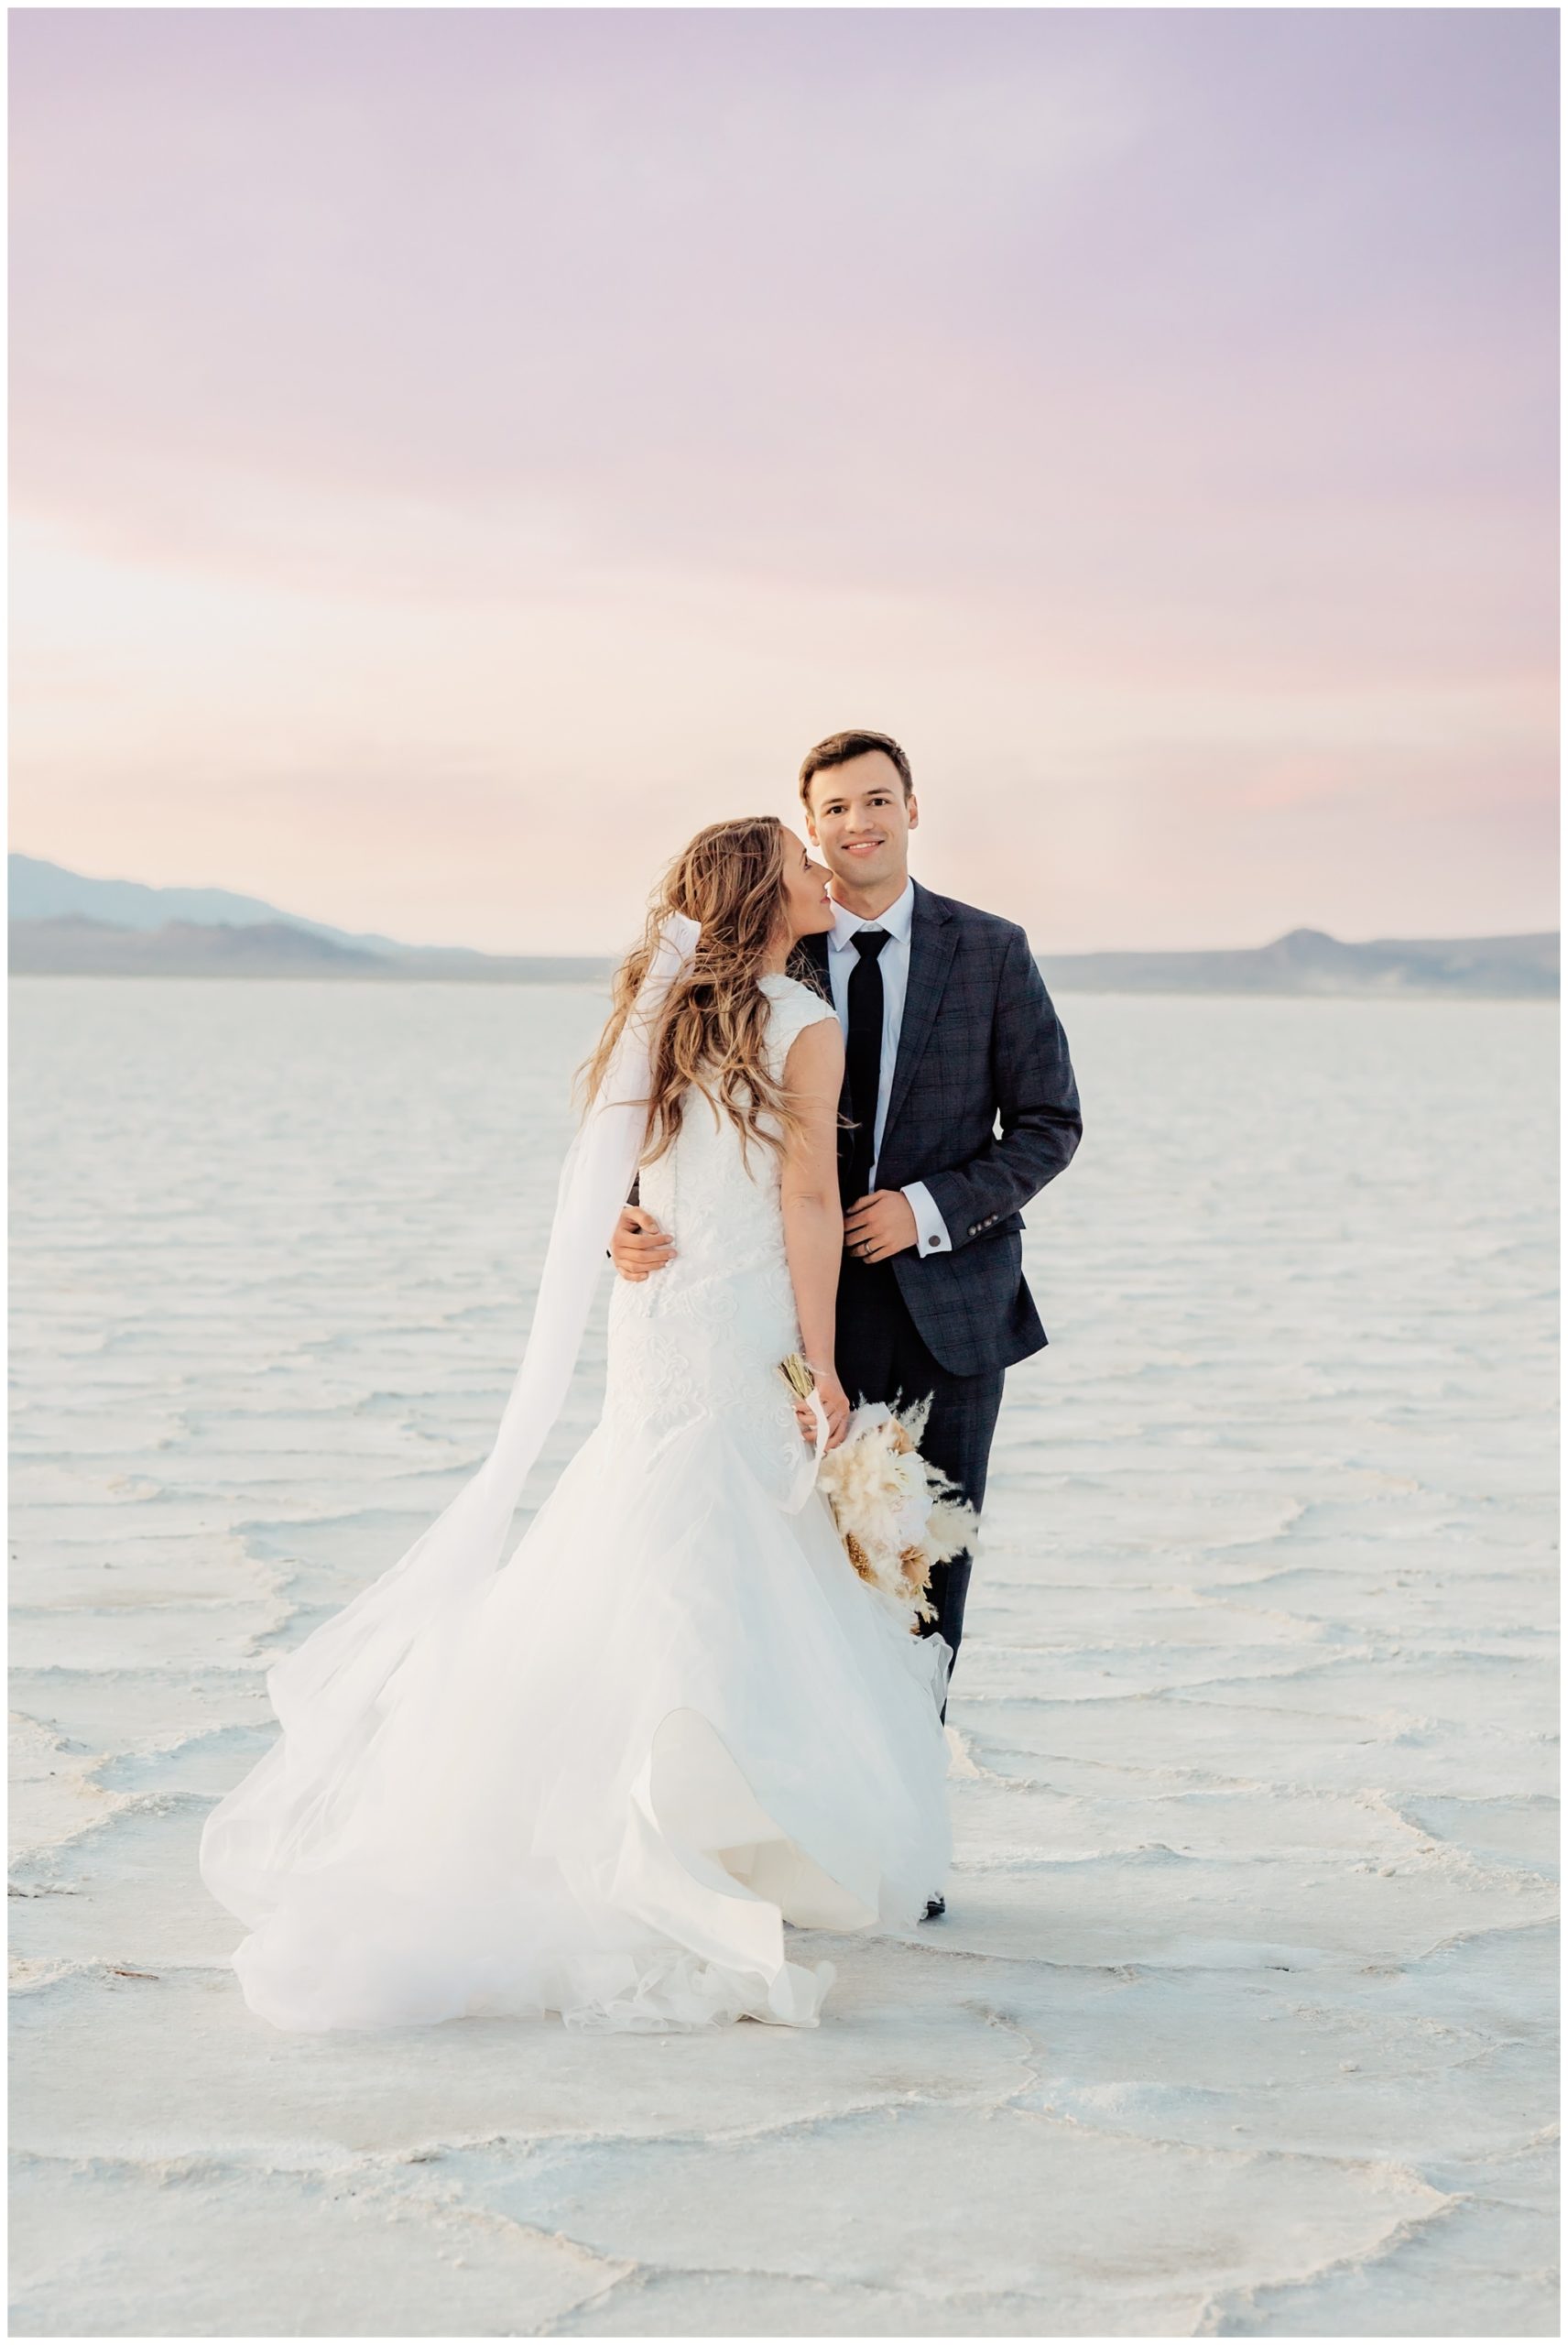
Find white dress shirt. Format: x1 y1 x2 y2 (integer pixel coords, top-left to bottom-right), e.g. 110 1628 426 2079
823 879 953 1256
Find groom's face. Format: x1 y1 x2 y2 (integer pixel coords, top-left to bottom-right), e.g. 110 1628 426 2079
803 751 918 896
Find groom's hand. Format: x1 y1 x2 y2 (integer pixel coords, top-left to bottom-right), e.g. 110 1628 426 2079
610 1205 675 1282
844 1189 919 1265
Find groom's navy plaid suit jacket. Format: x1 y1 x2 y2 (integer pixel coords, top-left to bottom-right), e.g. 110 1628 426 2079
799 881 1082 1380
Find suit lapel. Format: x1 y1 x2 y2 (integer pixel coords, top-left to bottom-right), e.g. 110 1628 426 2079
797 928 847 1109
881 882 957 1153
800 928 833 1001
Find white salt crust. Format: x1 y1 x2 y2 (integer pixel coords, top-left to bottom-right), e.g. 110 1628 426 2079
9 977 1558 2338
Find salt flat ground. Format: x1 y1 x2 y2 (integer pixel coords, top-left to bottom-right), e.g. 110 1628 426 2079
9 977 1558 2340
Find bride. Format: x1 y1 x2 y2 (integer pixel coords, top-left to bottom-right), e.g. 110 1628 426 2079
200 813 952 2034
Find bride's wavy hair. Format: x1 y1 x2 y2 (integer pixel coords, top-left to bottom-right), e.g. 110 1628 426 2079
580 814 817 1167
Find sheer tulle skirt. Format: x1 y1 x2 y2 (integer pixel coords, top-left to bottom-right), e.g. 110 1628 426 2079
201 1404 952 2034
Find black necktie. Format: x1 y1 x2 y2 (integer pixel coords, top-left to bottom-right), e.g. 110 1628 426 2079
844 928 890 1205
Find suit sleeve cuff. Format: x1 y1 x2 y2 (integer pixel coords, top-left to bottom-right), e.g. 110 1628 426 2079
902 1181 953 1256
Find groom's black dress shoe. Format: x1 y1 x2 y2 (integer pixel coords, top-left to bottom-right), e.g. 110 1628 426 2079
920 1894 946 1922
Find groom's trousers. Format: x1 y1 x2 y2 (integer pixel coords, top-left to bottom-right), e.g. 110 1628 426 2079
834 1251 1004 1674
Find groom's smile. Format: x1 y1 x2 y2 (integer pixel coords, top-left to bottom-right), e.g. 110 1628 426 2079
801 745 920 917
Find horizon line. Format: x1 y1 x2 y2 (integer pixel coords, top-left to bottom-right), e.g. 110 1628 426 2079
7 850 1557 962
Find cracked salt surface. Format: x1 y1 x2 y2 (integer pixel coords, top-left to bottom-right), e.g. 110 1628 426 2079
9 978 1559 2338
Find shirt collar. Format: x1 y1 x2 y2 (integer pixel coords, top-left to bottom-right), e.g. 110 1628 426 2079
827 877 915 955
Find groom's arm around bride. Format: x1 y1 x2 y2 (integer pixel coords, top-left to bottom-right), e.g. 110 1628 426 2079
613 730 1082 1688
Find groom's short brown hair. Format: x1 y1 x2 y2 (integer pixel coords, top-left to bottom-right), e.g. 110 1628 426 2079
798 729 914 808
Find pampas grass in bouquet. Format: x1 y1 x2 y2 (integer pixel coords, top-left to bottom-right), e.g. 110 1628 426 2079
779 1356 977 1634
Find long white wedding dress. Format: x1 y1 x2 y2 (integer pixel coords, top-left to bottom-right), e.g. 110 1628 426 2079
201 972 952 2033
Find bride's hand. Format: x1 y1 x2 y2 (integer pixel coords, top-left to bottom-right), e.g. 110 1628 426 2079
796 1367 852 1450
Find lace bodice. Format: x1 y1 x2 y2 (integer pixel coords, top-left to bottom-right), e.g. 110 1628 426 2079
603 972 840 1498
634 972 836 1276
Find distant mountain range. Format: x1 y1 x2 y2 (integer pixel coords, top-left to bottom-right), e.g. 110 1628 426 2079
7 855 1558 998
7 856 612 983
1039 926 1558 999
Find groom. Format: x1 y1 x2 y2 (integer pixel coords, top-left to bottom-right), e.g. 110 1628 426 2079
612 729 1082 1712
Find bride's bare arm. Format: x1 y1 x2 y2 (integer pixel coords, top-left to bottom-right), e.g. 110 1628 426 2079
779 1018 851 1445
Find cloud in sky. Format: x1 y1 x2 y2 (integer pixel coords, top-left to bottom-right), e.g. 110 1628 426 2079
10 9 1557 952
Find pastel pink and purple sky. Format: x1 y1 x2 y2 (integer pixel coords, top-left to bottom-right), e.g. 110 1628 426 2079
11 8 1558 954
